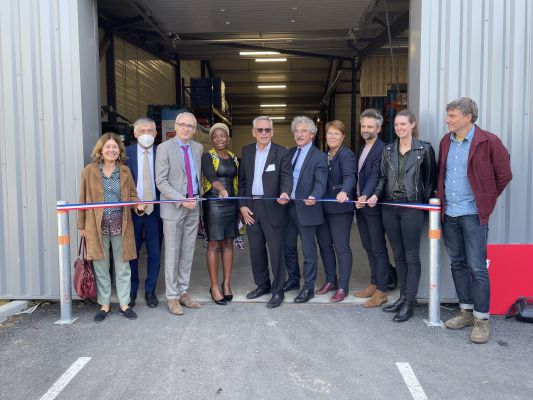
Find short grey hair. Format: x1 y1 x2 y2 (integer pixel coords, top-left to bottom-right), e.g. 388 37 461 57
291 116 317 135
133 117 156 132
253 116 274 129
360 108 383 129
175 111 197 125
446 97 478 123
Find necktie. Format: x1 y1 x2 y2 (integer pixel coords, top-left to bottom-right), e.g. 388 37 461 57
181 145 194 198
143 150 154 215
292 147 302 168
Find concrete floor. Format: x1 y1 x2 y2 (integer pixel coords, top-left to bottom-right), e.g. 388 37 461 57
134 220 399 306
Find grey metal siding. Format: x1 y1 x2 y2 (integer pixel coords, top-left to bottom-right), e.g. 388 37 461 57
410 0 533 244
0 0 99 298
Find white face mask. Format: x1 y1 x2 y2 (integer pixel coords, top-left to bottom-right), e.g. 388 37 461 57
137 134 155 148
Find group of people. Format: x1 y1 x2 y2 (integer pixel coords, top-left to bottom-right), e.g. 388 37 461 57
77 96 512 344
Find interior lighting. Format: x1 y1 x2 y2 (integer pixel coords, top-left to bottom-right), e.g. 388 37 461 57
255 58 287 62
239 51 280 56
270 116 286 120
260 104 287 107
258 85 287 89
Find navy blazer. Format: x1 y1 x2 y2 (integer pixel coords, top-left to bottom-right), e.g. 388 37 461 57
237 142 293 227
356 138 385 215
289 144 328 226
125 144 160 215
323 146 356 214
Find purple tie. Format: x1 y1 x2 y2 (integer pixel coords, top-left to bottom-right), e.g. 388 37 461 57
181 145 194 198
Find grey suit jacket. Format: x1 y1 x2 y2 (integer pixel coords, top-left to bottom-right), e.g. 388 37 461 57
155 138 203 220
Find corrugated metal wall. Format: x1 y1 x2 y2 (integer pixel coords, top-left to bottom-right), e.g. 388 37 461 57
0 0 100 298
360 55 408 97
410 0 533 244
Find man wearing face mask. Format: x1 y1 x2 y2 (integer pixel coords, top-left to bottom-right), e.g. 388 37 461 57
125 118 162 309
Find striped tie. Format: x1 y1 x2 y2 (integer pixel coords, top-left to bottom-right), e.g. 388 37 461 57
143 150 154 215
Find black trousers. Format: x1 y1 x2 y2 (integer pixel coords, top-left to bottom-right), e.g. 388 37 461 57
356 208 390 292
285 203 319 290
381 205 424 301
316 212 353 291
246 199 286 294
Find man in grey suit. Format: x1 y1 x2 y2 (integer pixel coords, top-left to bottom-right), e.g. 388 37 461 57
284 116 328 303
156 112 203 315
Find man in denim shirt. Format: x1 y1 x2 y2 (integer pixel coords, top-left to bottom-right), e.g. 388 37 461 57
436 97 512 343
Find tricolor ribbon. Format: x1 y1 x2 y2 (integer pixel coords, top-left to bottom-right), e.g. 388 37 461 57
57 197 441 212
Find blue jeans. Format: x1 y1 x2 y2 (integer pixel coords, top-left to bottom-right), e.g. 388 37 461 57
443 214 490 319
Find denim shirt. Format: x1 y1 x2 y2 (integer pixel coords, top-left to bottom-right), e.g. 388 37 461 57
444 125 478 216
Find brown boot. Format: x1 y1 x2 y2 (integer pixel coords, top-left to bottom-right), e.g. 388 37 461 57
353 284 376 298
179 293 201 309
363 290 388 308
470 318 490 344
444 309 474 330
168 299 184 315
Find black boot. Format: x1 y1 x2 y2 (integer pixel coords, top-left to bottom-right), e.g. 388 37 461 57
383 294 405 313
393 300 415 323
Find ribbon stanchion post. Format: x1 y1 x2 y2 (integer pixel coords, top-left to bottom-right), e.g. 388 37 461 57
424 198 444 327
55 200 77 325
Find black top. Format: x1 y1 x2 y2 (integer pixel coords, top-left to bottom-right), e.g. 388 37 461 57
201 153 238 197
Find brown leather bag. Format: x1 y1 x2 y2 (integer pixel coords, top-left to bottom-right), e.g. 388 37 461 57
73 237 97 300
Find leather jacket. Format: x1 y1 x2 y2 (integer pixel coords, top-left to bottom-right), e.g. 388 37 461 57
374 137 437 203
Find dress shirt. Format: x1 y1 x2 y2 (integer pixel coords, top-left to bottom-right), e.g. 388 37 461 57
291 141 313 199
252 142 271 196
136 144 156 199
445 125 478 216
176 138 199 195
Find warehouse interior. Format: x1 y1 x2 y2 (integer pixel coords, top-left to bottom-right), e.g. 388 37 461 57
97 0 410 155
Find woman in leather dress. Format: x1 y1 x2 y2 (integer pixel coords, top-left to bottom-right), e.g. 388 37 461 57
201 123 239 305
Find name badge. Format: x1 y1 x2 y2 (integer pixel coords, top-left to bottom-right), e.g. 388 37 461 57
265 164 276 172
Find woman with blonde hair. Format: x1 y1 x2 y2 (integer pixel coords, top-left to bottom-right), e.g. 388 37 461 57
78 132 144 322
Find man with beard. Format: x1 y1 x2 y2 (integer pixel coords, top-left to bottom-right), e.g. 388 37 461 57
354 109 392 308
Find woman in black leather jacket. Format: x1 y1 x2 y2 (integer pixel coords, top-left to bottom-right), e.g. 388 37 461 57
368 110 436 322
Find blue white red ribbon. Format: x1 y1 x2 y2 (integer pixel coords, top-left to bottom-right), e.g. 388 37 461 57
57 197 441 212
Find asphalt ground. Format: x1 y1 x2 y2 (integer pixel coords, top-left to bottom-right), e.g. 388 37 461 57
1 300 532 400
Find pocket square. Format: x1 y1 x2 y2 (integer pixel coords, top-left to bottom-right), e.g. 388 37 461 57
265 164 276 172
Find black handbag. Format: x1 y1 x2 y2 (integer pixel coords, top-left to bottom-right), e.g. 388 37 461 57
505 297 533 323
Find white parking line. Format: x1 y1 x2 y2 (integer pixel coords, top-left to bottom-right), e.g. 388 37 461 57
39 357 91 400
396 362 428 400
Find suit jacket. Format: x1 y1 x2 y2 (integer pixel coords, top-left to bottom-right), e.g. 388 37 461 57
155 138 203 220
289 144 328 226
323 146 356 214
436 125 512 224
125 144 160 216
356 138 386 216
237 142 292 227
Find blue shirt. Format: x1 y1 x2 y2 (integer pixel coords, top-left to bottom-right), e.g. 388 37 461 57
176 138 199 195
252 142 271 195
291 141 312 199
136 144 156 199
444 125 478 216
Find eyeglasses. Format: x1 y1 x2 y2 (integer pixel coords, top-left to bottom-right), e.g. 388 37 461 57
176 123 196 130
255 128 272 134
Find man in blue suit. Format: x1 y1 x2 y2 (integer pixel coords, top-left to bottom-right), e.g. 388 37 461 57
284 116 328 303
354 109 391 308
125 117 162 308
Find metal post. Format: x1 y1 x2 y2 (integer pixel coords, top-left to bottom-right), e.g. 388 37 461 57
424 198 444 327
55 201 77 325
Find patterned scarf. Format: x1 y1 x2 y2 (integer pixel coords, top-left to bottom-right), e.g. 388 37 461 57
202 148 239 195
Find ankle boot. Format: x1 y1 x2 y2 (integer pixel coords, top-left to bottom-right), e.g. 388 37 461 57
393 300 415 323
383 294 405 313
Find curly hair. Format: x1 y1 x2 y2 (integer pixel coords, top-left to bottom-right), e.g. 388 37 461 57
91 132 127 164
